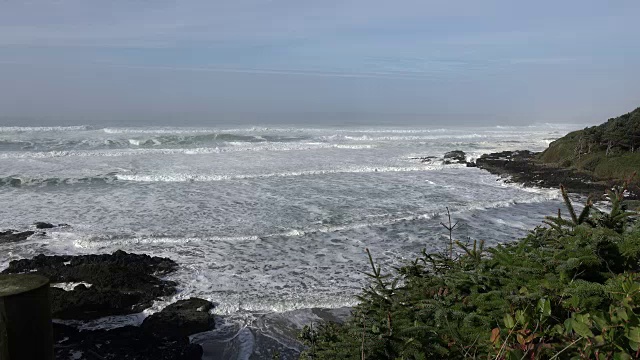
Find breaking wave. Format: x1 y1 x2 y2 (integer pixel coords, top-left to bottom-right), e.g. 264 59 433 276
0 174 118 187
0 143 374 159
0 125 93 133
0 132 311 152
115 165 465 183
1 163 462 187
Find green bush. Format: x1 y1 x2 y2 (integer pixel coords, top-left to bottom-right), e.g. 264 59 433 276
538 107 640 183
299 183 640 359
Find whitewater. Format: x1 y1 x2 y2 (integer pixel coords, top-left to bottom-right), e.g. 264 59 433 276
0 123 581 358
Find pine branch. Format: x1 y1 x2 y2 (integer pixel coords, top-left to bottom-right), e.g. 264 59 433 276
440 207 459 259
560 185 578 224
577 197 593 224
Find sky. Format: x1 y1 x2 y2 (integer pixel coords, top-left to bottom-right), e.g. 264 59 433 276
0 0 639 126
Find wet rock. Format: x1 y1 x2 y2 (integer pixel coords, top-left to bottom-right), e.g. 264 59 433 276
443 150 466 164
409 156 437 163
53 323 203 360
0 230 35 243
6 251 210 359
34 222 55 229
3 250 178 320
50 286 144 320
4 250 178 278
475 150 610 196
52 298 213 359
141 298 215 339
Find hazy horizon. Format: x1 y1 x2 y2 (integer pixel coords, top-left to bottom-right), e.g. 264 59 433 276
1 0 639 127
0 111 602 128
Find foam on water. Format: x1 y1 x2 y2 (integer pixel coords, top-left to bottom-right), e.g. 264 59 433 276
114 164 466 183
0 123 583 356
0 143 374 159
51 282 93 291
0 125 93 133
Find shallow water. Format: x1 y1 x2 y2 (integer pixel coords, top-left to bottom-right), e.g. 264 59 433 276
0 123 582 358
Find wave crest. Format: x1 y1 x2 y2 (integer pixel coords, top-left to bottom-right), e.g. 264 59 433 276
0 125 93 133
116 165 464 183
0 174 117 187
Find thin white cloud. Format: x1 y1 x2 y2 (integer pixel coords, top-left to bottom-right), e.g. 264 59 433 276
0 0 497 47
89 63 457 81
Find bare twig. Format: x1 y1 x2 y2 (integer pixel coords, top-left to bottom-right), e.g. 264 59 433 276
548 337 583 360
494 327 515 360
440 207 459 259
361 314 366 360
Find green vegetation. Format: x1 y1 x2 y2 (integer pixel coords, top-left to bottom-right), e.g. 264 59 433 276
298 182 640 359
539 107 640 180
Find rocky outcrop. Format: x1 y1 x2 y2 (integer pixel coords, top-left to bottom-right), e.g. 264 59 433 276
50 285 146 320
141 298 214 339
4 250 178 279
475 150 612 196
53 297 214 360
443 150 467 164
54 323 202 360
34 222 56 229
411 151 476 167
53 296 213 360
0 230 36 243
3 250 178 320
409 156 437 163
4 251 212 359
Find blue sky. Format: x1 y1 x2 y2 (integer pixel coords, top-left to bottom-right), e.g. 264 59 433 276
0 0 638 125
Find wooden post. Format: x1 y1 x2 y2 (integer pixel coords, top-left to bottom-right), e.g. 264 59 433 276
0 274 53 360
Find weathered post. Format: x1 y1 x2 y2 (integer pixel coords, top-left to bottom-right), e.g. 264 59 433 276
0 274 53 360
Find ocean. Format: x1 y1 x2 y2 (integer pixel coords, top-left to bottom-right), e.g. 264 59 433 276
0 123 581 358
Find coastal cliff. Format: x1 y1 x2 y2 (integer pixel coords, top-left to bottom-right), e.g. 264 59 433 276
540 106 640 180
476 107 640 199
299 108 640 360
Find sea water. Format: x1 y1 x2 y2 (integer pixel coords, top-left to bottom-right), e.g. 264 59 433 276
0 123 581 357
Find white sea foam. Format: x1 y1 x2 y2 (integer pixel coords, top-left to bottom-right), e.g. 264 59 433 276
54 313 147 331
0 143 374 159
103 127 215 134
339 133 521 141
51 282 93 291
115 165 462 183
72 235 261 249
0 123 582 348
0 125 92 133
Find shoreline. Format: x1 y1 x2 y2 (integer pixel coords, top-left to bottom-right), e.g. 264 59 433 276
0 247 352 360
0 147 621 359
474 150 639 199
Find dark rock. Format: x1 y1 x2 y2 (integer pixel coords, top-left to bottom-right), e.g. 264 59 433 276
181 343 205 360
141 298 214 339
4 250 178 278
58 223 71 228
475 150 610 196
34 222 55 229
466 161 477 167
50 286 144 320
3 250 179 320
443 150 466 164
52 298 213 359
409 156 437 163
0 230 35 244
53 323 203 360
